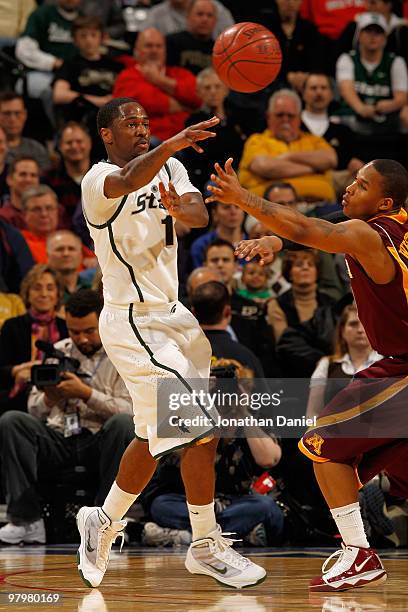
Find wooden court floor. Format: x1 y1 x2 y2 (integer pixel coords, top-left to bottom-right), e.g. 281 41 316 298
0 546 407 611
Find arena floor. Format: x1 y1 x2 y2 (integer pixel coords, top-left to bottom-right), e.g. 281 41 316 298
0 546 407 611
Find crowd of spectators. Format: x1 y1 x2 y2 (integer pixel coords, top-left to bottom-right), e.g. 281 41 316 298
0 0 407 548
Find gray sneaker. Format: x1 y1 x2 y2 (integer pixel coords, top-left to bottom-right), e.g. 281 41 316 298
141 521 192 547
185 524 266 588
0 519 45 545
76 506 126 588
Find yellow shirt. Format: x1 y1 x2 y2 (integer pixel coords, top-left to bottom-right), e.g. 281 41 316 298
239 130 336 202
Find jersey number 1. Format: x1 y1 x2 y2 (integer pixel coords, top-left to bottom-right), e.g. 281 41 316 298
161 216 174 246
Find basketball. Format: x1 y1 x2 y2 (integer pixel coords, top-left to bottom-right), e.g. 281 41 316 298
212 22 282 93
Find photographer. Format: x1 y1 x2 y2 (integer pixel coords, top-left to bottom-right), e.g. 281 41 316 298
0 289 134 545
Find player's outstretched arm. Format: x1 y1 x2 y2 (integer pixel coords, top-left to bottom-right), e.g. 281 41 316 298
206 158 381 258
105 117 220 199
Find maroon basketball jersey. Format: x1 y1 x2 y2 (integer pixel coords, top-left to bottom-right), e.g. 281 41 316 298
345 208 408 356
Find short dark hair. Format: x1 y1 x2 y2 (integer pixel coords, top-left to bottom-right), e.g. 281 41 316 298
57 120 90 146
8 155 40 176
263 182 298 201
72 15 103 36
65 289 103 318
97 98 139 132
303 72 333 92
0 91 24 106
204 238 235 261
371 159 408 210
191 281 230 325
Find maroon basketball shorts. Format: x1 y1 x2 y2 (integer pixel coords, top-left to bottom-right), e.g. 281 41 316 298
298 357 408 496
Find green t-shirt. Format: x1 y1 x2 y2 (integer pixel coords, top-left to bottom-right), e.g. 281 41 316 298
23 4 76 61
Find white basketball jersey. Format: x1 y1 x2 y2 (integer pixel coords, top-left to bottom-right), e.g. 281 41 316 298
81 157 200 307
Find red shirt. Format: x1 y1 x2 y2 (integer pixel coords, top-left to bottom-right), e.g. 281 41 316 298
0 200 26 230
300 0 366 39
113 64 202 141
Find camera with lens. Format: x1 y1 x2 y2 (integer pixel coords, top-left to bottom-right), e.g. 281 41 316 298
31 340 83 387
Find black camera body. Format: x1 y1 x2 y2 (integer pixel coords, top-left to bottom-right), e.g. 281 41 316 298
31 341 82 387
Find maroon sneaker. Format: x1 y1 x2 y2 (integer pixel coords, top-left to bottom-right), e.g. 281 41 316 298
309 544 387 592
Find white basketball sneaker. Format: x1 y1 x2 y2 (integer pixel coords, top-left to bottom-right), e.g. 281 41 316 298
185 525 266 588
76 506 126 588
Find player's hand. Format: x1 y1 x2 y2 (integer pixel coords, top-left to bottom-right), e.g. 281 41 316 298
205 157 245 205
234 236 283 266
56 372 91 401
167 116 219 153
159 181 181 217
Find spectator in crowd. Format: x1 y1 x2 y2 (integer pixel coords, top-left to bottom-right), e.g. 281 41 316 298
196 257 280 376
0 0 36 49
46 230 91 303
237 259 273 304
80 0 126 43
276 291 353 378
21 185 60 263
184 265 221 302
239 89 337 203
263 0 330 93
0 126 8 198
0 219 34 294
267 248 335 343
15 0 80 101
244 213 291 299
0 289 134 545
300 0 366 41
0 290 25 329
0 156 40 230
191 280 264 377
44 122 92 230
0 264 67 413
335 13 408 136
141 359 283 548
166 0 216 75
52 16 122 131
306 303 381 419
0 92 50 170
336 0 408 59
144 0 233 38
113 27 202 142
21 185 96 266
301 73 364 198
182 67 247 193
261 182 345 301
190 201 246 268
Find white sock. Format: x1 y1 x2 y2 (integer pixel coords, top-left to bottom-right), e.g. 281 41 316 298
102 481 139 522
331 502 370 548
187 501 217 541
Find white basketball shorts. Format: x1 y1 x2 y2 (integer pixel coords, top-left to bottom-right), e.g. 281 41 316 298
99 301 214 458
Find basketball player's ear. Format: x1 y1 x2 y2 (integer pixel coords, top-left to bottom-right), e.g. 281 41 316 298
100 127 113 146
379 197 394 211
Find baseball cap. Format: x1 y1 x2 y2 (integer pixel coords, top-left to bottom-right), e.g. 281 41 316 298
357 12 388 34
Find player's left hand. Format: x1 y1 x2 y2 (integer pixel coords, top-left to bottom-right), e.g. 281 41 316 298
159 181 181 216
205 158 245 205
234 236 283 266
57 372 91 401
